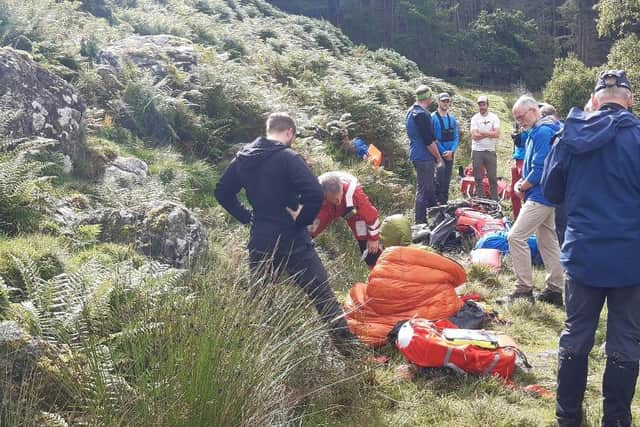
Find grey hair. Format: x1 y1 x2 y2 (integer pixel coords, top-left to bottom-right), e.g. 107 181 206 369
539 103 559 120
595 86 633 103
512 95 539 113
318 172 342 195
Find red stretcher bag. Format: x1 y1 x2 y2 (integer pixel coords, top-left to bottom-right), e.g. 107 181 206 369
392 318 519 380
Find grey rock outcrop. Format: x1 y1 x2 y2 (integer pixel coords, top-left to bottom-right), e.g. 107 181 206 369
78 201 207 268
0 321 71 411
0 47 86 159
139 201 207 269
103 156 149 188
97 35 197 83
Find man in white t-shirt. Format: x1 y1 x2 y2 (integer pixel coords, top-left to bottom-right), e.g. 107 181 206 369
470 95 501 200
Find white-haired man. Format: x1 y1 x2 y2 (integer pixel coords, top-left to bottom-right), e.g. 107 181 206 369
501 96 564 306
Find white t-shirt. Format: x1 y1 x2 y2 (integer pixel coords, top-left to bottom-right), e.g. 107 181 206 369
470 112 500 151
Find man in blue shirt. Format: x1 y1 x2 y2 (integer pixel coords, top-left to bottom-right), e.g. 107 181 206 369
501 96 564 306
542 70 640 427
432 92 459 204
405 85 442 224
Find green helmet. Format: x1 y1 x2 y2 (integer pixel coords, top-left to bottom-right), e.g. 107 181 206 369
380 214 412 247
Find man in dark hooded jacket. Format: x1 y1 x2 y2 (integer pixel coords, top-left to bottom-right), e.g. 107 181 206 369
214 112 353 347
542 70 640 427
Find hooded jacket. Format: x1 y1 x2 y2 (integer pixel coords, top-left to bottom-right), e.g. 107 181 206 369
521 116 558 205
541 104 640 287
214 137 324 254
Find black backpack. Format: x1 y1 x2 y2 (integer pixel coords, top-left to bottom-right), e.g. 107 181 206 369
435 112 455 142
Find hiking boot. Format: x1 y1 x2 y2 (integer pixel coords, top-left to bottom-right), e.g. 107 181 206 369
333 337 368 357
537 288 564 307
330 329 367 357
496 290 534 305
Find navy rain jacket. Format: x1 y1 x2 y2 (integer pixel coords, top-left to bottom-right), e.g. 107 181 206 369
214 137 324 255
541 104 640 287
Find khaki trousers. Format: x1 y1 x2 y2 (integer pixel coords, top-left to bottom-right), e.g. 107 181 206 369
508 200 564 293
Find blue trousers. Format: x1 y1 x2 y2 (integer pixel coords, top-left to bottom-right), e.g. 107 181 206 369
556 277 640 426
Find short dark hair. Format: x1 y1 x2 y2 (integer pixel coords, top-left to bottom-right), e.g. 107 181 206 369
266 112 296 135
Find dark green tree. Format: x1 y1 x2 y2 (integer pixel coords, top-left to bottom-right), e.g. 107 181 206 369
542 54 594 117
461 9 553 88
606 34 640 110
596 0 640 36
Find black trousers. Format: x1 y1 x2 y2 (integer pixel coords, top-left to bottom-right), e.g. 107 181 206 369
556 278 640 426
357 240 381 268
249 244 350 339
435 156 454 204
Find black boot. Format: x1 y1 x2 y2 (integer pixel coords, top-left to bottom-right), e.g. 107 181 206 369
556 351 589 426
601 358 638 427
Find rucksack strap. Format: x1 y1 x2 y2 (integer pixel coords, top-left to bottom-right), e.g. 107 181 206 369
435 111 453 131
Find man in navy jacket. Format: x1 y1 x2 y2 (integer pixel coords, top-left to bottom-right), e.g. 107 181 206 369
406 85 442 224
214 112 353 347
542 70 640 427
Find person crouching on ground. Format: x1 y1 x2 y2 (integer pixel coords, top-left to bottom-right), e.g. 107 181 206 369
308 171 382 268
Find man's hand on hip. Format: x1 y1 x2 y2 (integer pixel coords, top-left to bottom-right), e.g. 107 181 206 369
286 205 303 221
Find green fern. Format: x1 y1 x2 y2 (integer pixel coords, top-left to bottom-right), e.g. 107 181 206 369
0 142 58 234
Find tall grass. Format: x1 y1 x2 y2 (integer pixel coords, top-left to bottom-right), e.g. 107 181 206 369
1 227 370 425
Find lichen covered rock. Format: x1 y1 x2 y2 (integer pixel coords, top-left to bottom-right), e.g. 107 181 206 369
78 201 207 268
0 47 86 159
97 35 197 83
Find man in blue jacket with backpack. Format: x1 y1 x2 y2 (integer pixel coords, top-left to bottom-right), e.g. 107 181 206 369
542 70 640 427
432 92 459 204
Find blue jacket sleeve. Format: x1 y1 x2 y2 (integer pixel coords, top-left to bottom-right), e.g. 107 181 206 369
287 153 324 226
214 160 253 224
450 117 460 152
541 141 568 204
415 112 435 147
524 127 553 186
431 114 443 152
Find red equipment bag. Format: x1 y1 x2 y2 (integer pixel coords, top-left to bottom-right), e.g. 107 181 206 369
460 166 511 200
454 207 507 238
392 318 521 380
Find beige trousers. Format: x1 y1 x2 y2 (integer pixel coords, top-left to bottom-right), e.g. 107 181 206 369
508 200 564 293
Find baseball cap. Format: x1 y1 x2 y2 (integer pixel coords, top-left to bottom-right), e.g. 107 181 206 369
477 95 488 104
438 92 451 101
594 70 632 93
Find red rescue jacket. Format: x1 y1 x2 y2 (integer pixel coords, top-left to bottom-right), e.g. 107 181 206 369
309 180 380 241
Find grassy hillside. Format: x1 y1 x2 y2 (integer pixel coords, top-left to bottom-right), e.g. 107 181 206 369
0 1 634 426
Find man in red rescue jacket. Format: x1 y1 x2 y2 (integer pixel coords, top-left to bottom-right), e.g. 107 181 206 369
309 172 382 267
